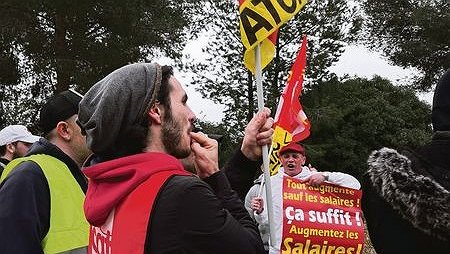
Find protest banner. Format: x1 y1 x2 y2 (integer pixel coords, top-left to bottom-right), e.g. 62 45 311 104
281 177 364 254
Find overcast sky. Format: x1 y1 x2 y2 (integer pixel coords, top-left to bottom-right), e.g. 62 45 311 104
159 43 433 123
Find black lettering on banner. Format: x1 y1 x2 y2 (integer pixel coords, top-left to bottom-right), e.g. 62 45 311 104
270 152 278 164
241 8 274 46
269 142 280 174
252 0 281 24
282 132 290 144
273 142 281 151
241 0 302 47
277 0 297 13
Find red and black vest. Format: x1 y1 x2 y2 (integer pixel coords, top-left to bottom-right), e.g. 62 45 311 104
88 169 189 254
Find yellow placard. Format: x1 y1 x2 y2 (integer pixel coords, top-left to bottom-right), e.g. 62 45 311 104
269 125 293 175
239 0 307 50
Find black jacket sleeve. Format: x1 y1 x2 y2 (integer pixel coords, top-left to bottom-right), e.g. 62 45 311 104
0 161 50 254
180 172 265 254
223 149 261 200
147 172 265 254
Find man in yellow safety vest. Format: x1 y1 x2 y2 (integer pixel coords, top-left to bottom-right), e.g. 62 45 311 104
0 90 91 253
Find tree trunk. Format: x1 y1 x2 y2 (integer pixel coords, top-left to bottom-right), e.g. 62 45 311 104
54 13 70 93
271 32 282 112
0 89 4 127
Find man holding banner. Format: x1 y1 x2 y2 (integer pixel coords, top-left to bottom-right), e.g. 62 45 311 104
251 142 361 254
245 144 318 252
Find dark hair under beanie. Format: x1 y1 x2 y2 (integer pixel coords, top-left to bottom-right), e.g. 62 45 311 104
432 69 450 132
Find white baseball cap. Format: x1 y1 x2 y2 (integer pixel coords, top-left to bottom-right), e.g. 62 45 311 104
0 125 41 146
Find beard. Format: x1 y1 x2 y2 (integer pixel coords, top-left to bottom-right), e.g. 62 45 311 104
12 150 21 160
161 109 191 159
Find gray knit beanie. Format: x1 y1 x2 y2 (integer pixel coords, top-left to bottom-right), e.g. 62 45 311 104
78 62 162 156
432 69 450 132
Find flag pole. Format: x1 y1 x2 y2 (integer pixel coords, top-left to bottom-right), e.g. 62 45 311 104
255 43 275 247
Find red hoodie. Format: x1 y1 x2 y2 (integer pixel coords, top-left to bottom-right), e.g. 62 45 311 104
83 152 189 226
83 152 190 254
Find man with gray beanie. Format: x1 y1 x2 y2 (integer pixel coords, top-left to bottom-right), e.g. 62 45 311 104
78 62 273 253
0 90 91 254
362 69 450 254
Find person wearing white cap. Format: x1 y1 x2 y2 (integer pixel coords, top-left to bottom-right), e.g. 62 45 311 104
0 125 41 174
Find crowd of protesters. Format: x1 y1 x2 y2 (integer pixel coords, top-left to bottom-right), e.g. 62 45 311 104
0 64 448 254
0 63 274 253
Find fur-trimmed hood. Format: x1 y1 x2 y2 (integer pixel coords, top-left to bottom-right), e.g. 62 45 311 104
367 147 450 241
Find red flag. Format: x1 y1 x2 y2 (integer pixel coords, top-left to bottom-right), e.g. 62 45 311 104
270 35 309 174
274 35 310 141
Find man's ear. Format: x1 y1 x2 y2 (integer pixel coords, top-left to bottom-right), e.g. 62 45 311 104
5 143 16 154
55 121 71 141
148 103 163 125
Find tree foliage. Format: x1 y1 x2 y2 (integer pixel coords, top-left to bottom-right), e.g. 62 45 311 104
302 76 432 180
358 0 450 90
183 0 362 139
196 119 237 168
0 0 203 128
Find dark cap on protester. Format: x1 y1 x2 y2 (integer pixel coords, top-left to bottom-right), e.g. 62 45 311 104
279 142 305 156
432 69 450 132
39 90 82 135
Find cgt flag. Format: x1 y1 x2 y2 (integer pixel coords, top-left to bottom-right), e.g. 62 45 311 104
238 0 307 74
269 35 310 175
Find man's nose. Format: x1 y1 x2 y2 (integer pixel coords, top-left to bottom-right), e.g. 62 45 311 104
188 107 196 123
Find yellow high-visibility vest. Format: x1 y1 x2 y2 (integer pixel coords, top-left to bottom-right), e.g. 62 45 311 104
1 154 88 254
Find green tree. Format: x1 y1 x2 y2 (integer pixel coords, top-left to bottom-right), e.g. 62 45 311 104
302 76 432 180
195 119 237 167
0 0 203 128
358 0 450 90
183 0 362 140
